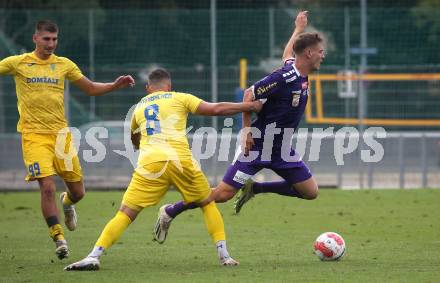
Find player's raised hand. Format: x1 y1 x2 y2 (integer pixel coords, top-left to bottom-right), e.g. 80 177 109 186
295 10 308 31
113 75 135 89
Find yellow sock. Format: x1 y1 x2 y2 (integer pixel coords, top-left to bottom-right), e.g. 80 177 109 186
202 202 226 243
49 224 65 241
62 193 74 205
95 211 132 249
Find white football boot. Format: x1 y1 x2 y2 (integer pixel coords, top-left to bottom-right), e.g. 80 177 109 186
220 256 240 266
64 257 100 271
55 240 69 260
60 192 77 231
153 204 173 244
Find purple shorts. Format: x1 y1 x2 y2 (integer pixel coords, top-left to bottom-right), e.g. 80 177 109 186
222 154 312 190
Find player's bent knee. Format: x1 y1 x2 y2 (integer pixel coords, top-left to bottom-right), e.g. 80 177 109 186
304 185 319 200
294 177 319 200
305 191 318 200
65 181 85 202
71 190 85 202
119 205 139 222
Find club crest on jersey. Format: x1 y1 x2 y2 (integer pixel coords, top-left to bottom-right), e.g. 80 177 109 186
292 94 300 107
50 64 56 71
302 81 308 90
291 90 301 107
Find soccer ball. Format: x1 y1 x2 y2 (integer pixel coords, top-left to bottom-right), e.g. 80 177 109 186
313 232 346 261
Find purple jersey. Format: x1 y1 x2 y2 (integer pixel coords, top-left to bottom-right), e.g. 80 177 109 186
223 59 312 189
250 58 308 152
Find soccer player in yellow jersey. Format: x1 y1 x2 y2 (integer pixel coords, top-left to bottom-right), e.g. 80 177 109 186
64 68 262 271
0 20 135 259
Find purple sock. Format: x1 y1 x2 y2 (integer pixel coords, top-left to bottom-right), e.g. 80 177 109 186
165 201 198 218
252 181 303 198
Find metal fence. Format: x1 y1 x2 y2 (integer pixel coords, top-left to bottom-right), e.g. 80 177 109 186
1 131 439 190
1 7 440 189
1 8 440 132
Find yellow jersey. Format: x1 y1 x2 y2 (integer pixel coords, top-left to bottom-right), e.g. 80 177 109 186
0 52 83 133
131 91 203 166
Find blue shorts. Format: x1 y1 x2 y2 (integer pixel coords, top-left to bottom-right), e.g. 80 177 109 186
222 153 312 190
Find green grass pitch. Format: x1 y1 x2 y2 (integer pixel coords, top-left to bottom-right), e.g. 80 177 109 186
1 189 439 282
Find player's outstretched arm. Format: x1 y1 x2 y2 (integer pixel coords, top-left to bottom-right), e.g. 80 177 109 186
241 88 254 128
282 10 308 62
195 99 262 116
73 75 135 96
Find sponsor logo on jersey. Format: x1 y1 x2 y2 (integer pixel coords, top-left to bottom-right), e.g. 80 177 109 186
26 77 59 85
256 82 277 96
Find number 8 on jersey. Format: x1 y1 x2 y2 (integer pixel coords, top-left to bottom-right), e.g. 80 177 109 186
144 104 161 135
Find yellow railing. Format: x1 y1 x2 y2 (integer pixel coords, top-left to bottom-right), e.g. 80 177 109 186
237 58 440 126
239 58 247 89
307 73 440 126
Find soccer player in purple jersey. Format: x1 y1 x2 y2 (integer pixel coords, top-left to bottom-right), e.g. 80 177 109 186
154 11 325 242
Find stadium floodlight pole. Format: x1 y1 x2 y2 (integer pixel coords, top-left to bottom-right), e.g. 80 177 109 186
89 9 96 121
344 6 351 121
210 0 218 184
268 7 275 58
210 0 218 131
358 0 368 189
338 6 351 188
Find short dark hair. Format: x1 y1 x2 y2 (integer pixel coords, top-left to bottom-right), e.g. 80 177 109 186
293 32 324 55
148 68 171 85
35 20 58 33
